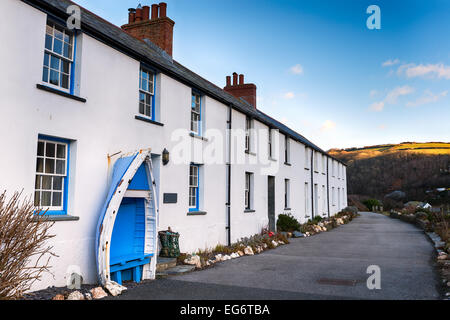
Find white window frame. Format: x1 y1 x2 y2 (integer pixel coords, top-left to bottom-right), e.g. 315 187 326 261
245 172 253 210
34 139 68 211
305 182 309 216
139 68 155 119
189 164 199 209
285 179 290 209
305 148 310 169
245 116 252 152
285 136 290 164
191 92 202 135
42 21 74 92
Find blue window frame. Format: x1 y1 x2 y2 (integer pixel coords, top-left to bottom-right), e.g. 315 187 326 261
190 92 202 135
42 21 75 93
139 68 156 119
34 135 70 215
189 164 200 211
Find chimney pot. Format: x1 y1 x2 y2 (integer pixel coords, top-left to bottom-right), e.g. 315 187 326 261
239 74 244 85
226 76 231 87
142 6 150 20
151 4 159 19
159 2 167 17
135 8 143 21
128 8 136 24
232 73 238 86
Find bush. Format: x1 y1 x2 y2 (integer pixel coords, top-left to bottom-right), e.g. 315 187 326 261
312 215 323 223
0 191 56 299
362 199 381 211
276 214 301 232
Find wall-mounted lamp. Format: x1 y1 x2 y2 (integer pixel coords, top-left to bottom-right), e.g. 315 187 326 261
162 148 169 165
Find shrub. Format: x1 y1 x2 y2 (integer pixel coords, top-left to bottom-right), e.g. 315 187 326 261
362 199 381 211
276 213 301 232
0 191 56 299
312 216 323 223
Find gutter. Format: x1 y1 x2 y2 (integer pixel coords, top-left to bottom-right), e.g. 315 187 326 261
226 106 232 246
327 157 330 218
311 150 314 219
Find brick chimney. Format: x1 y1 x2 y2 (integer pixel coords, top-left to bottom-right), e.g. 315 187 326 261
122 3 175 56
224 73 257 108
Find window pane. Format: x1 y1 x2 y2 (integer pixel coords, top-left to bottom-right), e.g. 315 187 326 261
50 55 59 70
46 143 55 157
139 92 145 104
45 159 55 174
53 39 63 55
61 74 69 89
64 32 71 44
56 160 65 175
43 53 49 67
139 102 144 115
37 141 45 156
141 70 148 80
35 175 41 189
50 70 59 86
145 105 151 117
141 79 148 92
42 176 52 190
45 34 53 50
53 176 63 190
34 192 40 206
61 60 70 74
36 158 44 173
52 192 62 207
41 192 51 206
54 26 63 39
56 144 66 159
46 24 53 35
42 67 49 83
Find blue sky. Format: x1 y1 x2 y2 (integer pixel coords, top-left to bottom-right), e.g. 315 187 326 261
74 0 450 150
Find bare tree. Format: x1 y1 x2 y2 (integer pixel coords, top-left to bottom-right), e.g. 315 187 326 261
0 191 56 299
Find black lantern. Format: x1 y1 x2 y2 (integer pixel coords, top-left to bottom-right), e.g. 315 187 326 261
162 148 169 165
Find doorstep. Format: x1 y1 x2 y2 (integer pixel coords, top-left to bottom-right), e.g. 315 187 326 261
156 265 196 278
156 257 177 272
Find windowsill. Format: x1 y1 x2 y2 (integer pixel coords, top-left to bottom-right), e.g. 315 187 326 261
33 215 80 222
284 162 292 166
244 209 255 213
304 168 310 170
187 210 207 216
322 173 326 175
36 84 86 103
284 208 291 211
245 150 256 156
314 170 319 173
268 157 277 162
135 115 164 126
189 132 208 141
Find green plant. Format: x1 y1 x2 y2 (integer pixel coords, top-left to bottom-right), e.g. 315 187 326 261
362 199 381 211
312 215 323 223
276 213 301 232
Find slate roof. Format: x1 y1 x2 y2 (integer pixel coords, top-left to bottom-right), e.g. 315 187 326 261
26 0 346 165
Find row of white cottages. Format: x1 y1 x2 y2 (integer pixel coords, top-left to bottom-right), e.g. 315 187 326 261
0 0 347 290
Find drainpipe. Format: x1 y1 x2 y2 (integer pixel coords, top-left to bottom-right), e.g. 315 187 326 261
310 150 314 219
225 105 232 246
327 157 330 218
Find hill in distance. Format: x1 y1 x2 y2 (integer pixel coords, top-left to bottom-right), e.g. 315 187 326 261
329 142 450 202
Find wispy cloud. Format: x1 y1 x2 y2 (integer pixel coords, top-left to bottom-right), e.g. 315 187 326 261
289 64 304 75
406 90 448 107
320 120 336 132
397 63 450 79
369 89 378 98
369 85 415 112
382 59 400 67
283 92 295 99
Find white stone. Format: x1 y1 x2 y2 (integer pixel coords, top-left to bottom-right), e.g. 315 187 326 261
271 240 278 247
214 254 223 262
184 255 202 268
230 252 240 259
244 246 254 255
84 293 93 300
237 250 244 256
105 280 127 297
67 291 84 300
90 287 108 299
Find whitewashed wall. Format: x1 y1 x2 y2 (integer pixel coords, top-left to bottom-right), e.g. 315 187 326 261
0 0 347 291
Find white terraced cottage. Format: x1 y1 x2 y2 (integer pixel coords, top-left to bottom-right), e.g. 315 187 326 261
0 0 347 290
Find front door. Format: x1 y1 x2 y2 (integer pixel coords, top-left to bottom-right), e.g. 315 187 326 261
268 176 275 231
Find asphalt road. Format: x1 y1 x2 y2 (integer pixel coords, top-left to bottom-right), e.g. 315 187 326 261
111 212 441 300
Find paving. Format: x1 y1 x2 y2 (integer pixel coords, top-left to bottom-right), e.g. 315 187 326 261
110 212 441 300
